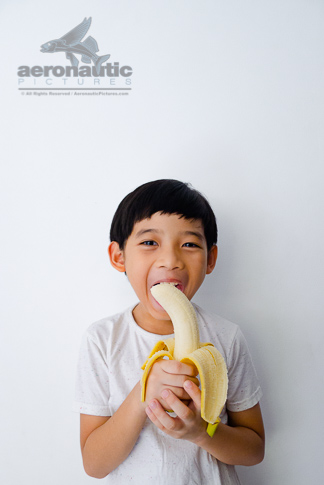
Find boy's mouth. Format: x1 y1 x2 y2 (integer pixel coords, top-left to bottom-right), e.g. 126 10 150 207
151 281 184 293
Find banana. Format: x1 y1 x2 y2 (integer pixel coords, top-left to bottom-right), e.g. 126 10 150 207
141 283 228 437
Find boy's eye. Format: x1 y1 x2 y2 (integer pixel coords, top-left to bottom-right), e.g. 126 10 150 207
183 242 199 248
141 240 158 246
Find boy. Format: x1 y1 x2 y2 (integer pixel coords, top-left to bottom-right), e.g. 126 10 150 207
73 179 264 484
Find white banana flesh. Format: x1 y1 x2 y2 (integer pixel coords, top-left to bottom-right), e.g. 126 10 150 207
141 283 228 436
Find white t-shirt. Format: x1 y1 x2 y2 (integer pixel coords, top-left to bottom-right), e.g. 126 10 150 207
73 304 262 484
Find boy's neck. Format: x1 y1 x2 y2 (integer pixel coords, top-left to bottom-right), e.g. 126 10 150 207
132 303 174 335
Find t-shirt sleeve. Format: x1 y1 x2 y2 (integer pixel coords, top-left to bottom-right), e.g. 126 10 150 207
226 327 263 412
72 330 112 416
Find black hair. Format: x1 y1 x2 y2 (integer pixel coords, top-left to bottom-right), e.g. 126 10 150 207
109 179 217 251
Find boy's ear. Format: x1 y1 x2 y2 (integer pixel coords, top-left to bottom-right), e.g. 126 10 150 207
206 245 218 274
108 241 126 273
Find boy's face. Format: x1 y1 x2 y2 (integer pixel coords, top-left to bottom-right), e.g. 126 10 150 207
109 212 217 334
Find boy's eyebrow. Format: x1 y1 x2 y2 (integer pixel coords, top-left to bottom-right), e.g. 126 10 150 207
134 228 205 241
182 230 205 241
134 228 161 238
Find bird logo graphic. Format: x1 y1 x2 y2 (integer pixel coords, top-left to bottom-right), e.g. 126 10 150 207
40 17 110 76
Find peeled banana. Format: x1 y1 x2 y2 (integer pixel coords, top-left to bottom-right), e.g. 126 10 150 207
141 283 228 437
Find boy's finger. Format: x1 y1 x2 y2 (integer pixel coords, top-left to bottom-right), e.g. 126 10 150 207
146 399 181 432
161 359 198 376
160 389 194 422
183 380 201 410
188 376 200 387
165 385 193 402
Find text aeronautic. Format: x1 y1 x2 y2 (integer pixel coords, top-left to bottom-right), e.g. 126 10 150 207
17 63 132 78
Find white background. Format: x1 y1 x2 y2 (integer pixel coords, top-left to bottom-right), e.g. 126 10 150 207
1 1 323 484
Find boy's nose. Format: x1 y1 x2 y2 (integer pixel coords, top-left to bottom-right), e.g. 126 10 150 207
156 248 183 270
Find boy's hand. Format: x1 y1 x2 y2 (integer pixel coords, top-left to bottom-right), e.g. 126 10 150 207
145 380 207 442
144 359 199 410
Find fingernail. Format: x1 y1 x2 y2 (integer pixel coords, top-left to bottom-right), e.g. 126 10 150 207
161 389 169 399
150 400 157 409
184 380 192 389
146 406 152 415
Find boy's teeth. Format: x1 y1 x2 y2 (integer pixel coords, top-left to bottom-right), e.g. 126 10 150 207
153 282 178 287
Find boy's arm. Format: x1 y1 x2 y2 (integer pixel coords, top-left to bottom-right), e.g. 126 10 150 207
145 380 265 466
80 382 147 479
194 403 265 466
